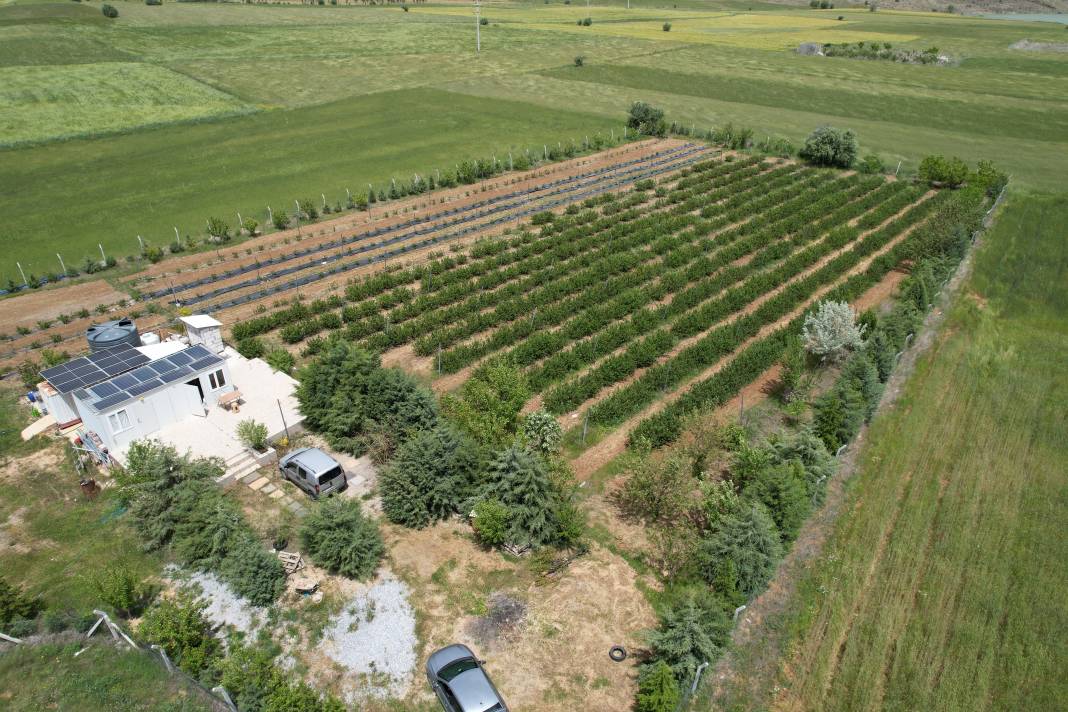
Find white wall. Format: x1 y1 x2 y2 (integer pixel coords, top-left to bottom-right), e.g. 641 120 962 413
42 391 79 425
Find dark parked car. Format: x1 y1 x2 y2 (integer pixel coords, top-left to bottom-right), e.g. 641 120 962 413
426 644 508 712
278 447 347 499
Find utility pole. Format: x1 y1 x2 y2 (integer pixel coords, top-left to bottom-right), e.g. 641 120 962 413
475 0 481 54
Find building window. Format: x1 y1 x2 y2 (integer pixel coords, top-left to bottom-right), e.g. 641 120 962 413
208 369 226 390
108 409 132 434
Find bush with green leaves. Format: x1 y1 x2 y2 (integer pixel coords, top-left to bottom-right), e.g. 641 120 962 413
300 498 384 580
662 22 672 31
242 216 259 236
138 596 220 677
919 154 968 188
218 535 287 606
471 499 510 547
297 198 318 220
272 210 290 230
380 426 482 528
802 300 864 362
799 126 857 168
615 452 693 525
265 348 295 374
636 660 680 712
813 349 883 451
236 419 269 451
441 360 529 450
236 337 266 359
627 101 667 137
522 409 562 456
0 576 42 628
206 217 230 242
857 153 885 174
87 560 153 617
101 3 118 17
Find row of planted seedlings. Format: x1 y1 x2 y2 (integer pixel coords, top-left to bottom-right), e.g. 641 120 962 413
160 143 703 304
492 172 906 413
229 155 760 348
192 145 712 313
629 183 988 447
582 183 951 432
430 161 835 378
517 174 917 413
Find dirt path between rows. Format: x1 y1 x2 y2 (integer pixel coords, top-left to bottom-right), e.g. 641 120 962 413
707 193 1004 711
567 195 935 479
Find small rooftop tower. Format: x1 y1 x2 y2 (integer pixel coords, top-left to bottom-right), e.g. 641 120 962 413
179 314 224 355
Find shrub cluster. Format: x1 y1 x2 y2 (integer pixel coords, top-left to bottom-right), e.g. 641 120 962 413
116 441 285 606
299 498 384 579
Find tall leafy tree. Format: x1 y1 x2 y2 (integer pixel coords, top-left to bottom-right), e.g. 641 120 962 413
442 360 530 449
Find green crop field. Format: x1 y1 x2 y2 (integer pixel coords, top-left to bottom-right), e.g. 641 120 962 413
709 192 1068 711
1 0 1067 283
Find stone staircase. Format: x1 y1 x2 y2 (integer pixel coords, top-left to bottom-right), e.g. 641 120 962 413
220 449 260 487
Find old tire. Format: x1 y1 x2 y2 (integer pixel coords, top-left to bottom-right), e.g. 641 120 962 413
609 645 627 662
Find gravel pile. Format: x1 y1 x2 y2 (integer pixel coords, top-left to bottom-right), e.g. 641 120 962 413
168 567 267 637
320 576 417 700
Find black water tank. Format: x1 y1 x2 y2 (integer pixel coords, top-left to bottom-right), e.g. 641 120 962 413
86 317 140 352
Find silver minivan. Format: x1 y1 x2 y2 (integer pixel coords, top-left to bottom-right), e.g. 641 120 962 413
279 447 347 499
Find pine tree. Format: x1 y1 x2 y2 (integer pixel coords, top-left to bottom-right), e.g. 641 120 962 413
482 446 557 549
380 426 482 528
646 592 730 683
636 661 680 712
697 501 782 597
743 460 811 543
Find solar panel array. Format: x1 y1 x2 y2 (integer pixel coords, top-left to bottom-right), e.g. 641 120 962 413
75 345 224 413
40 345 151 395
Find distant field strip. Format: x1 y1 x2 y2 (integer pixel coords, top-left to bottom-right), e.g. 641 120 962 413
542 64 1068 143
0 62 252 146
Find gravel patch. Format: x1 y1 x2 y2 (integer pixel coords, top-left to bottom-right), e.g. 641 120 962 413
166 566 268 637
320 576 417 701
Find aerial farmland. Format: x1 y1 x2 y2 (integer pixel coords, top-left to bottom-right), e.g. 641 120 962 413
0 1 1064 711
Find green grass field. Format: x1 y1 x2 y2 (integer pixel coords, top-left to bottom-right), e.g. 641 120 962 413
1 0 1067 283
0 641 218 711
715 192 1068 711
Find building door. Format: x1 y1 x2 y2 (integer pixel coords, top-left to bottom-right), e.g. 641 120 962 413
185 378 204 404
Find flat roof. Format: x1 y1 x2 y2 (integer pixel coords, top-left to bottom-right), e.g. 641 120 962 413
179 314 222 329
74 344 225 414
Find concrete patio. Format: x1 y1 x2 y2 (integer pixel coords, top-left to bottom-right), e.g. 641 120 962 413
116 347 304 470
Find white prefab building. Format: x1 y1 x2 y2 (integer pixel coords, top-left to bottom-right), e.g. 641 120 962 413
72 345 233 453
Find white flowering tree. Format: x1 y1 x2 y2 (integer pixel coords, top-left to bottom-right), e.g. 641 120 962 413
802 300 865 362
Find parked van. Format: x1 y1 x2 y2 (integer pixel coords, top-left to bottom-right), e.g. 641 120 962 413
279 448 347 499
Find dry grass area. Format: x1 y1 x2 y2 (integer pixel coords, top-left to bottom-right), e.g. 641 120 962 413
387 519 656 711
0 279 127 330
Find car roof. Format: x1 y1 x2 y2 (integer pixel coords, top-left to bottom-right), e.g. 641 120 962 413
427 644 475 675
282 447 339 473
449 667 502 712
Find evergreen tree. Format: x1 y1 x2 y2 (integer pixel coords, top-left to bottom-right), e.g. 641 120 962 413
636 661 680 712
841 351 883 420
482 446 557 549
380 426 482 528
300 499 384 580
743 460 811 543
697 501 782 597
646 590 731 684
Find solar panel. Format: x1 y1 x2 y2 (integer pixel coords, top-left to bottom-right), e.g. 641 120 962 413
93 393 129 411
131 366 157 383
148 362 171 375
112 374 138 390
126 381 159 398
169 351 193 366
189 357 219 371
90 382 120 398
40 345 150 394
161 368 191 384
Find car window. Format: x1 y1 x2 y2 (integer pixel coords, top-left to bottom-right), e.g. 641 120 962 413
295 465 309 481
317 465 343 483
439 658 479 682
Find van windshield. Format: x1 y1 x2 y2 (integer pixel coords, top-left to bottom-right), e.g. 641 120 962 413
317 465 343 483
